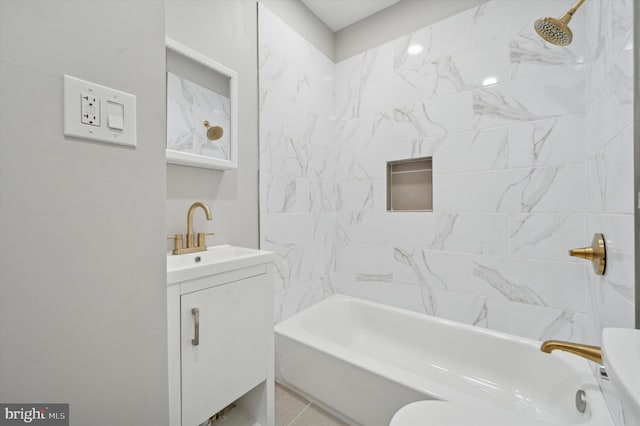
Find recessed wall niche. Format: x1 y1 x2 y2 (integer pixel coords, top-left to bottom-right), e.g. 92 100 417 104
386 157 433 212
165 38 238 170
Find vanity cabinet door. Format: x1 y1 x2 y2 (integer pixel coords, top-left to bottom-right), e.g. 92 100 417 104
180 274 268 426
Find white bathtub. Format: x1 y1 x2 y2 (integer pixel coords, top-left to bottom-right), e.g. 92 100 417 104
274 295 612 426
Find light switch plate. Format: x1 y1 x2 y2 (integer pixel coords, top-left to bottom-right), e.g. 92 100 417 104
63 75 136 148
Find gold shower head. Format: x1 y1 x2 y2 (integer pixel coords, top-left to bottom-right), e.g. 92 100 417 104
534 16 573 46
203 120 224 141
534 0 585 46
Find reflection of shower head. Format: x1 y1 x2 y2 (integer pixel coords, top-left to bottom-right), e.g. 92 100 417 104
206 126 223 141
203 120 224 141
534 0 585 46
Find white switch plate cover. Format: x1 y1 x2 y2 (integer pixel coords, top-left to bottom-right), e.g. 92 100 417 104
63 75 136 148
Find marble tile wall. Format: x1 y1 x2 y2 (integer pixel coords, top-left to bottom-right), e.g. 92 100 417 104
332 0 604 344
259 0 634 349
584 0 635 332
583 1 634 424
258 5 337 322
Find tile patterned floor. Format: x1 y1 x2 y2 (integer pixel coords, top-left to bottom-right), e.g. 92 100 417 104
276 383 348 426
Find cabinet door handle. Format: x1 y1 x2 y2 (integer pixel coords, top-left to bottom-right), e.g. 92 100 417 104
191 307 199 346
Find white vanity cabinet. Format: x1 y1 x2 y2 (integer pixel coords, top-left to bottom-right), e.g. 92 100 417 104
167 247 274 426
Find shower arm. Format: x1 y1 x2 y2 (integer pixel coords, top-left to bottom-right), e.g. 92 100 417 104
567 0 586 17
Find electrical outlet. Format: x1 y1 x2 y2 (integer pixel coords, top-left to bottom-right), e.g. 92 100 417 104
63 75 136 147
81 93 100 126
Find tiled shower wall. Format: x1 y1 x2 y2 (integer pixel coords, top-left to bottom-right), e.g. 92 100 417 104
334 0 596 343
259 0 634 342
584 0 635 336
258 5 337 322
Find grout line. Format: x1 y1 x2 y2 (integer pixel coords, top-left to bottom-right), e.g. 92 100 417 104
286 402 312 426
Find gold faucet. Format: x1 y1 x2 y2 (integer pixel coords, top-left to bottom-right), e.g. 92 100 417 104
168 202 213 255
540 340 602 363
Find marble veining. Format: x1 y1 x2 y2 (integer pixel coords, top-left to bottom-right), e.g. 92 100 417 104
431 56 467 96
394 248 449 290
261 174 300 214
430 214 458 250
473 89 541 125
607 54 634 109
509 115 585 168
540 311 577 341
391 26 487 102
510 35 583 75
373 105 446 143
262 236 303 290
355 273 392 283
338 48 381 120
473 262 546 306
489 136 510 170
309 181 334 214
259 46 312 107
496 167 559 212
474 65 586 129
510 214 568 250
471 300 490 327
526 121 554 163
508 213 588 263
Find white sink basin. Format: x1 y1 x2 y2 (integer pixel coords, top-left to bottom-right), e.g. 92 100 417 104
602 328 640 426
167 244 273 284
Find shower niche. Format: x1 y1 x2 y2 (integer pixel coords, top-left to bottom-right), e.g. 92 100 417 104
387 157 433 212
165 37 238 170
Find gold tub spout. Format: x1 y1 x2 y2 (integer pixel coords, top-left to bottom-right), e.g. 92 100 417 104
540 340 602 364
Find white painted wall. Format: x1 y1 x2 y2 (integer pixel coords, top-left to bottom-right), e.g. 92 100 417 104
0 1 168 424
261 0 335 61
335 0 488 61
165 0 260 250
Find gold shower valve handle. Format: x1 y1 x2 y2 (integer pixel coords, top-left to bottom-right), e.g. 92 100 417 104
569 233 606 275
569 247 594 260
